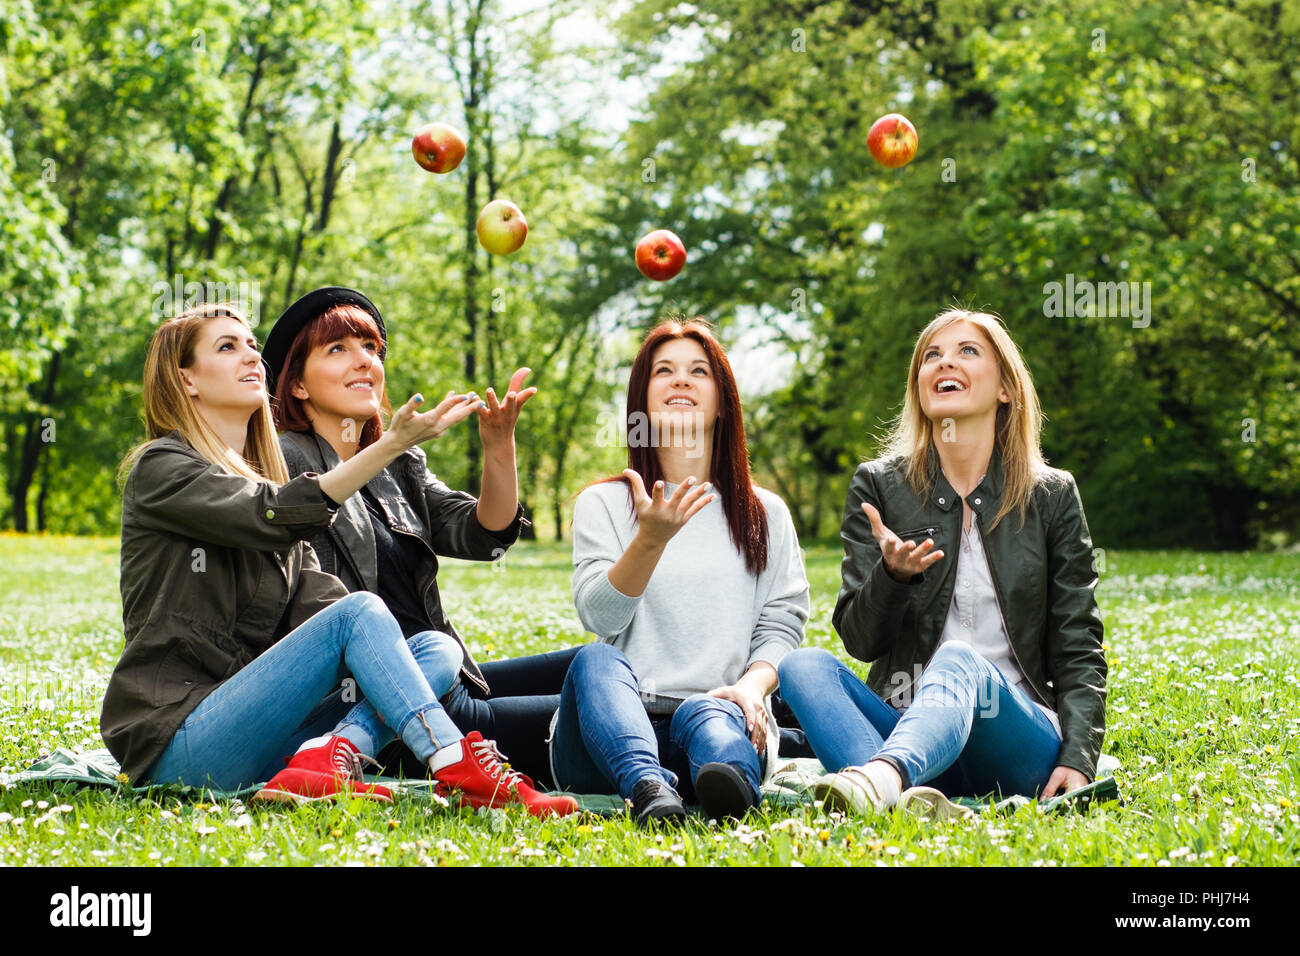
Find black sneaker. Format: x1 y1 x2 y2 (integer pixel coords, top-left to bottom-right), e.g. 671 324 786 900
694 762 757 821
630 778 686 826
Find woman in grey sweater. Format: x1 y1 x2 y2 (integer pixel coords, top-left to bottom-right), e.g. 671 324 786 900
551 319 810 824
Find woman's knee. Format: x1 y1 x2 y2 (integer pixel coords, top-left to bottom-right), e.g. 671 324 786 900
777 647 839 702
669 694 745 740
567 642 633 684
928 641 982 674
408 630 465 672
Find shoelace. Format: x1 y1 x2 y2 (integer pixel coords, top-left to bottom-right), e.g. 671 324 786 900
470 736 527 791
331 741 380 782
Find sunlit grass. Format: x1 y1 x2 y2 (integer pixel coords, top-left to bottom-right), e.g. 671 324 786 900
1 535 1296 866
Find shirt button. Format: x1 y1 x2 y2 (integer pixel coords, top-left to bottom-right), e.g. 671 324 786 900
963 620 972 628
265 509 276 520
963 580 971 588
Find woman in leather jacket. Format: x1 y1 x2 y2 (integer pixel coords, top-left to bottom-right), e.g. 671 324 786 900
262 287 578 788
101 302 576 816
777 308 1106 817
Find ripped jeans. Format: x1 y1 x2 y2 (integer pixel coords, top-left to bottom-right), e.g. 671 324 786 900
146 591 465 790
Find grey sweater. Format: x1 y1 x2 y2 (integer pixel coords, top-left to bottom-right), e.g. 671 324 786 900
571 480 810 707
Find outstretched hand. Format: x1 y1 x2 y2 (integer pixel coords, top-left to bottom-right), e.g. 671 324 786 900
624 469 715 549
478 367 538 453
861 502 945 582
388 390 480 449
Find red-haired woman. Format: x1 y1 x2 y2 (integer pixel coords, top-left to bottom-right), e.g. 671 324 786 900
263 287 578 788
550 319 810 823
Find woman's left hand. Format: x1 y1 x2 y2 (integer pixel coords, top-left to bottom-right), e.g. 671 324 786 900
707 683 768 754
477 367 538 452
1041 765 1090 798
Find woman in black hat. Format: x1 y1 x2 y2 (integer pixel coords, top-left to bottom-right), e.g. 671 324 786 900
263 287 578 787
103 301 577 816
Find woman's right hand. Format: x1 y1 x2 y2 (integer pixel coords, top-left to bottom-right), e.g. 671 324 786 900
861 502 945 582
387 391 482 450
624 468 715 548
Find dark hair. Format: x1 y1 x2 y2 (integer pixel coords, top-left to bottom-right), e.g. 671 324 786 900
607 318 769 576
273 304 390 448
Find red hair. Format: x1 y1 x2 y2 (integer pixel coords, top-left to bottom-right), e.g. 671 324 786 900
273 305 391 448
608 318 769 576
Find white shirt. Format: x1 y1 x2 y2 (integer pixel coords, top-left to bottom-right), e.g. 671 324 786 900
938 511 1061 736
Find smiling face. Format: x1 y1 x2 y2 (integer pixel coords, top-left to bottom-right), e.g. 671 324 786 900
179 316 266 415
290 329 386 425
916 320 1011 424
645 336 719 443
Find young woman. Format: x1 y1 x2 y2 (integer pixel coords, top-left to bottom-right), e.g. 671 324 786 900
261 287 578 788
99 302 576 816
777 308 1106 817
550 319 810 824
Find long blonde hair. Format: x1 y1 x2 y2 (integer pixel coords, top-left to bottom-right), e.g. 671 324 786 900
884 308 1045 531
119 303 289 485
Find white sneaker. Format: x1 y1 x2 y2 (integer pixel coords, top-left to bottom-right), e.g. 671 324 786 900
898 785 974 822
813 766 891 815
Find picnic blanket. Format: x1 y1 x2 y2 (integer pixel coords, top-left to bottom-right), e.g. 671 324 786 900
2 748 1120 817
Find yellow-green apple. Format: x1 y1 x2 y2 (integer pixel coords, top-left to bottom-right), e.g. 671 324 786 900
476 199 528 255
411 123 467 174
867 113 918 168
635 229 686 281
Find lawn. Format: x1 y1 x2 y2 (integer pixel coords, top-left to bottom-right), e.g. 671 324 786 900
1 534 1296 866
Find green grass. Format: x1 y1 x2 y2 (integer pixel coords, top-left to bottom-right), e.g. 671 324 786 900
1 533 1297 866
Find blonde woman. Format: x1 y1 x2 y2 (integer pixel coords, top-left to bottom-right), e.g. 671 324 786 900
99 303 577 816
777 309 1106 816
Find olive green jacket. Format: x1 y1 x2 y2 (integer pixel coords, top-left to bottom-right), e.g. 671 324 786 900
833 449 1107 779
100 434 348 783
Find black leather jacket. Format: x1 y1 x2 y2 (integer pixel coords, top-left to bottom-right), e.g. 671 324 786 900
279 430 526 695
832 448 1107 779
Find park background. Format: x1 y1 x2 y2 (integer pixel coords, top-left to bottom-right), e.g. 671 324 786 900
0 0 1297 869
2 0 1297 548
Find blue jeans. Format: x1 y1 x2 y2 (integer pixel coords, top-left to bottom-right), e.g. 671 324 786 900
777 644 1061 797
374 645 579 788
549 643 764 802
146 592 465 790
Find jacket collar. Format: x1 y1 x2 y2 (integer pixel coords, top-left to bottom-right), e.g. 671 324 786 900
927 443 1006 517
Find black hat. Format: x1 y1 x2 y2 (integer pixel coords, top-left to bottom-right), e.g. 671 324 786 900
261 287 386 396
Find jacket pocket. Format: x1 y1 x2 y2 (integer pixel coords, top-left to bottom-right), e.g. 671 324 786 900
896 525 941 542
150 640 205 707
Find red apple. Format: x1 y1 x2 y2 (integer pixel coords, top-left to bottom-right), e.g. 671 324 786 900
476 199 528 255
867 113 918 168
635 229 687 281
411 122 467 174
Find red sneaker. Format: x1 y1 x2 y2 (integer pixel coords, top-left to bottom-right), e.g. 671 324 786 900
253 736 393 805
431 731 579 818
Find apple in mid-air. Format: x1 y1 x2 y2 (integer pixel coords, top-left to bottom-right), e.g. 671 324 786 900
411 123 467 174
635 229 687 281
867 113 918 168
476 199 528 255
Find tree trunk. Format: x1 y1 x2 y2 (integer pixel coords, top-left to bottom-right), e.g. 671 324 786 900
12 350 62 532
